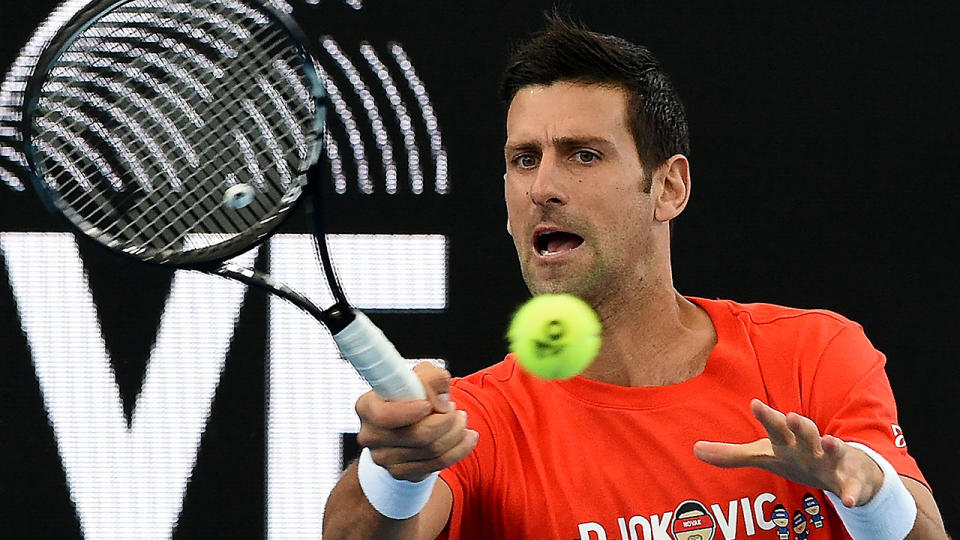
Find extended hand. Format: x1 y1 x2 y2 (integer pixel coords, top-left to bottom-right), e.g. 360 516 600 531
694 399 883 508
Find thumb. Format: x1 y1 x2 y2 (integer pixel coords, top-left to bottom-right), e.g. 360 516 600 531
413 361 454 413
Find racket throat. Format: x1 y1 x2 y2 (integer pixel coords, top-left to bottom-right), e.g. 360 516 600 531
216 263 340 326
320 302 356 333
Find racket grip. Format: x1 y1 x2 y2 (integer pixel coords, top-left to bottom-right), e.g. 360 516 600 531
332 312 427 401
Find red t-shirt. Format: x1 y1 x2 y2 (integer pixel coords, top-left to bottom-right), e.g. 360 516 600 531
438 298 926 540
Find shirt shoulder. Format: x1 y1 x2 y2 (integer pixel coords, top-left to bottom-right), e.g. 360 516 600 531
693 297 889 421
699 297 857 334
694 297 870 374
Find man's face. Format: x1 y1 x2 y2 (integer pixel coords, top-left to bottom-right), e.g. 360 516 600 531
672 508 714 540
503 82 655 301
772 511 789 527
792 514 807 534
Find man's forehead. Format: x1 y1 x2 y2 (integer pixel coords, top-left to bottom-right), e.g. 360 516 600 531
510 79 629 100
505 82 632 145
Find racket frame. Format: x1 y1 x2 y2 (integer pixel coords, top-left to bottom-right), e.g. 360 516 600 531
20 0 424 400
21 0 328 273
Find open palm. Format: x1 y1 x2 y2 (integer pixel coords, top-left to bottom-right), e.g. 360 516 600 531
694 399 882 508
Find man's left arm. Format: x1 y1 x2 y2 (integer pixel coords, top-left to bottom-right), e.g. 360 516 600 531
902 476 948 539
694 399 948 539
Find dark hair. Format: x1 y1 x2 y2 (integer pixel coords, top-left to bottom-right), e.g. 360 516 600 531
501 13 690 190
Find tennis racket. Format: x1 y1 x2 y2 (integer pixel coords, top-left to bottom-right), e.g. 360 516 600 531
20 0 426 401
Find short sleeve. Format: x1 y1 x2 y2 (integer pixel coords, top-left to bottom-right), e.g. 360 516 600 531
806 323 929 489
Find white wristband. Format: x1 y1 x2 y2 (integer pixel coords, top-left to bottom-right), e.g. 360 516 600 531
357 447 439 520
825 441 917 540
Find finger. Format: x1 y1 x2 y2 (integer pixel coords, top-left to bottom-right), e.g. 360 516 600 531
838 479 860 508
693 439 773 468
786 412 824 456
821 434 843 456
750 399 795 447
359 406 460 448
827 438 885 507
387 428 480 482
413 361 454 413
836 472 873 508
356 390 431 430
373 410 469 464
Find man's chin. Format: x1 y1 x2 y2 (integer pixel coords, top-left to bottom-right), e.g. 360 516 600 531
525 275 591 298
527 283 567 296
520 259 601 299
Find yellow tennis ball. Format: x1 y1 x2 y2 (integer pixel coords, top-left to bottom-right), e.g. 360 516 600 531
506 294 602 379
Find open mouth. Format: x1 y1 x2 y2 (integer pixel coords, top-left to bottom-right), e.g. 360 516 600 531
535 230 584 256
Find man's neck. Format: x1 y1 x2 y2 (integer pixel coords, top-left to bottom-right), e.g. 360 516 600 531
580 287 717 388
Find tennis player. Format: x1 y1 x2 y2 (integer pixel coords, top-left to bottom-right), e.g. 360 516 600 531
323 15 948 540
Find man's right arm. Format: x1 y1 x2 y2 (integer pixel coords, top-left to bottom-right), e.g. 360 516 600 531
322 363 479 540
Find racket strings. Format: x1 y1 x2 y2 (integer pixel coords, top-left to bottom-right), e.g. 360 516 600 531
29 0 320 263
46 14 307 190
38 39 219 191
36 24 235 252
122 79 305 253
52 9 299 179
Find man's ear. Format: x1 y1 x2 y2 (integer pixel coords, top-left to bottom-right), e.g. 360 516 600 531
504 172 513 237
653 154 691 223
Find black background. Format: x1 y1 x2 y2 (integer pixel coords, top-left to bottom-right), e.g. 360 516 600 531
0 1 956 538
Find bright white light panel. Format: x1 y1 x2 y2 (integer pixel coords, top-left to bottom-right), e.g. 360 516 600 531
1 232 447 540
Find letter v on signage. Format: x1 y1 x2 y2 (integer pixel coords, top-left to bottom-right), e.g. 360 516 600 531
1 232 254 540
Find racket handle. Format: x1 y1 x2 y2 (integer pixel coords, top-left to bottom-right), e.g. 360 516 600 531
332 312 427 401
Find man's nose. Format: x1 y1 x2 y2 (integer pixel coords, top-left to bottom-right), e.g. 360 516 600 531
529 156 567 207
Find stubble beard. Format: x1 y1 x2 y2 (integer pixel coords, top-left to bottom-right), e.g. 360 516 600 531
518 242 653 325
519 249 611 304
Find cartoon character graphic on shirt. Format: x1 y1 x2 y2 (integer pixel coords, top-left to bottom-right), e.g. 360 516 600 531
771 504 791 539
792 510 810 540
802 493 825 528
670 500 716 540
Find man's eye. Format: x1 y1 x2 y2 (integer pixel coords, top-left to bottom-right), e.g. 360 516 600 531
574 150 598 164
515 155 539 168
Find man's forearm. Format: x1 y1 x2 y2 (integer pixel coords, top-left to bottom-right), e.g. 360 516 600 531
903 477 950 540
322 463 429 540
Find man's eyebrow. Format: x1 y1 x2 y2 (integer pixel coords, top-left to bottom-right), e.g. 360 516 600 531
551 135 614 148
503 141 539 154
504 136 614 153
